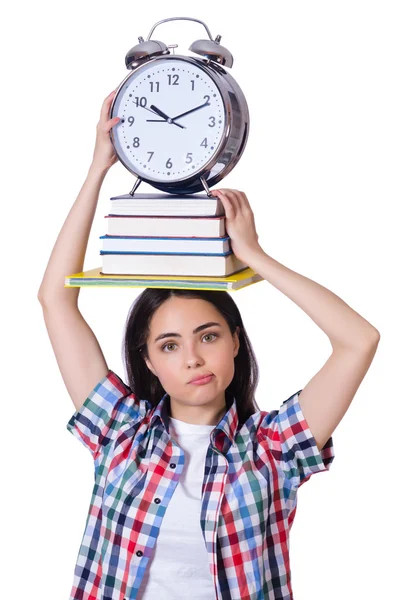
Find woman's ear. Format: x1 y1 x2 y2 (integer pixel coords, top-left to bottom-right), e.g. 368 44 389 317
233 326 240 358
144 356 158 377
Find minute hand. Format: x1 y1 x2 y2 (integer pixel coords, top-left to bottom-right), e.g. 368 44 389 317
171 101 210 122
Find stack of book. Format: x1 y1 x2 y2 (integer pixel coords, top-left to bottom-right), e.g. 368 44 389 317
65 192 264 291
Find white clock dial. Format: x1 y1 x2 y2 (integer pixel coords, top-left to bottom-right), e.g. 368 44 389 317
112 58 226 183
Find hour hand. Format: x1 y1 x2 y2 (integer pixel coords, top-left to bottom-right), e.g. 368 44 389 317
150 105 171 121
149 105 185 129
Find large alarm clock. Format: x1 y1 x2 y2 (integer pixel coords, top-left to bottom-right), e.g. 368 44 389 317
110 17 249 196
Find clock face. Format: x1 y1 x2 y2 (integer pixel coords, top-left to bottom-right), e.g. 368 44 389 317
111 57 227 183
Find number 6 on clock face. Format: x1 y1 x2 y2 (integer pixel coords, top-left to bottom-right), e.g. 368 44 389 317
110 55 249 195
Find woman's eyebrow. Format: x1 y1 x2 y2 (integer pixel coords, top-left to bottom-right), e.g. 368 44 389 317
154 322 221 343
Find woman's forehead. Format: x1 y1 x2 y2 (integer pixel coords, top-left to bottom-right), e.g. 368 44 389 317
149 297 225 330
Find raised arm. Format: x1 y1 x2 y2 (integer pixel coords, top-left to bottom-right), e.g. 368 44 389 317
38 90 121 412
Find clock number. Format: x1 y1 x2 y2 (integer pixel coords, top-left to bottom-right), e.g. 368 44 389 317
128 116 135 127
166 158 173 168
190 80 195 91
203 95 210 104
185 153 193 164
149 81 160 93
200 138 208 148
134 96 147 108
208 117 216 128
133 137 140 148
147 151 154 162
167 74 179 85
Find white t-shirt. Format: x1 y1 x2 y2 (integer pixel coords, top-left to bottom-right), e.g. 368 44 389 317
137 416 216 599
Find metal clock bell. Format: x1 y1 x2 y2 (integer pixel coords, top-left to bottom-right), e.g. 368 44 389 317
109 17 250 197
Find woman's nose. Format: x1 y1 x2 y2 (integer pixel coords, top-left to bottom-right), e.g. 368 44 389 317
185 345 204 367
187 356 204 367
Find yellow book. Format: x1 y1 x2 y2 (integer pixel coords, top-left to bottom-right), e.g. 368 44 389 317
64 267 264 292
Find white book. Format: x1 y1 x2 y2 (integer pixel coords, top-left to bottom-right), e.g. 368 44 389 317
105 215 226 238
109 193 225 216
100 252 247 277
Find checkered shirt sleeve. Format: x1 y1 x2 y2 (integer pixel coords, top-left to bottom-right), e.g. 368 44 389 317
259 389 335 490
66 369 138 460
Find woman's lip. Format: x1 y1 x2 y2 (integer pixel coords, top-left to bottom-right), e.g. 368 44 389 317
189 374 214 385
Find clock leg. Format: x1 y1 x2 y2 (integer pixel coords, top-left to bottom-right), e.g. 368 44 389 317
129 177 143 197
200 176 215 198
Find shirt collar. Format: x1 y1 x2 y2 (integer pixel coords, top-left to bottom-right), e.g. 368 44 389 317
147 391 240 452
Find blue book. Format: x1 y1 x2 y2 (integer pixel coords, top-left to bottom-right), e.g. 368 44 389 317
99 234 231 254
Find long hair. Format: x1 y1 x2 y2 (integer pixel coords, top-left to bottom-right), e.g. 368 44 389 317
122 288 260 427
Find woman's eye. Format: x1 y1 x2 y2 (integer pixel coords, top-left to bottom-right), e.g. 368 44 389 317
203 333 217 342
161 333 217 352
162 343 177 352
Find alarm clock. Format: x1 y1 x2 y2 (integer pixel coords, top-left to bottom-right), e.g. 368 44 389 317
110 17 249 197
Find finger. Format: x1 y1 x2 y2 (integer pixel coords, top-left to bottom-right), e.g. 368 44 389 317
219 189 241 213
105 89 117 100
211 190 235 220
100 90 117 122
237 190 252 211
227 189 243 211
104 116 121 133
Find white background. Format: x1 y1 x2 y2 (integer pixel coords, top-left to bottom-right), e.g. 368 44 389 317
2 1 395 598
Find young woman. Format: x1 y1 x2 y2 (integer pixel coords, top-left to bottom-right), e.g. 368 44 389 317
38 91 380 600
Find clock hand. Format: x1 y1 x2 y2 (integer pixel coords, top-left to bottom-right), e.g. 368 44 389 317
171 100 210 122
150 105 172 121
146 101 208 127
145 118 186 129
131 103 186 129
138 104 163 117
150 105 185 130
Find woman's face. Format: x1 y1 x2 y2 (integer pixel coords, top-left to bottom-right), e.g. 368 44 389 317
143 296 240 420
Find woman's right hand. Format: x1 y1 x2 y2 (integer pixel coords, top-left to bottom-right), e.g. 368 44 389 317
91 90 121 171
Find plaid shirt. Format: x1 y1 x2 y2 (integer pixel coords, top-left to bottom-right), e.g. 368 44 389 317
66 370 335 600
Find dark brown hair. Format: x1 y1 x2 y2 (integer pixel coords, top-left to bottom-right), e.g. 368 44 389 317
122 288 260 427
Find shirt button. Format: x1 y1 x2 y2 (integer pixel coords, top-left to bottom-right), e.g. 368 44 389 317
154 497 161 504
170 463 176 469
136 550 143 557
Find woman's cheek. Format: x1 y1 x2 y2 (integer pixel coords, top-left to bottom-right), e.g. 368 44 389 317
213 355 234 380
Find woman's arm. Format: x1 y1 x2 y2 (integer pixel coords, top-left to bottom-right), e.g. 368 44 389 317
38 165 109 306
211 188 380 451
38 90 119 306
37 164 108 306
210 188 380 349
239 250 380 350
38 90 121 411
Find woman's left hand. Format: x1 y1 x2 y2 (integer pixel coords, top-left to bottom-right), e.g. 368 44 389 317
210 189 264 263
